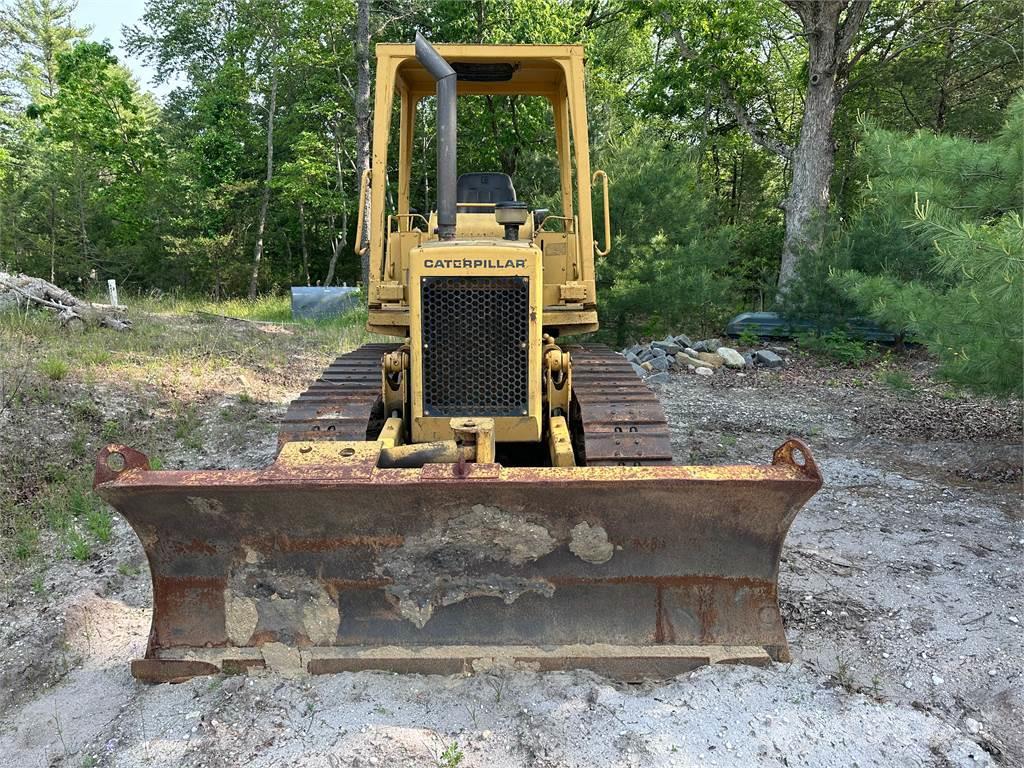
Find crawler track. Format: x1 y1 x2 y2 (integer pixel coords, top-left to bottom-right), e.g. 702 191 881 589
568 344 673 466
280 342 673 467
277 343 397 449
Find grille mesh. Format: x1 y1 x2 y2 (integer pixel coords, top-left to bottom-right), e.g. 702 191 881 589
421 276 529 417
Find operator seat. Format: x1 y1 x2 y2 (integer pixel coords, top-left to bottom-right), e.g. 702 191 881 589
456 172 516 213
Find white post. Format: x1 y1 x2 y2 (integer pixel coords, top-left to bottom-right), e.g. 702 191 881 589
107 279 119 308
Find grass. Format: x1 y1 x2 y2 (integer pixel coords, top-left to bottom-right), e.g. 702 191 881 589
736 329 760 348
38 356 70 381
879 369 915 392
131 291 369 331
1 292 374 585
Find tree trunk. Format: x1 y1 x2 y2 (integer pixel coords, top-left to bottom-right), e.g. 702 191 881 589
324 125 345 287
778 80 837 291
249 69 278 300
298 201 311 286
707 2 873 293
48 187 56 283
354 0 371 292
773 0 871 294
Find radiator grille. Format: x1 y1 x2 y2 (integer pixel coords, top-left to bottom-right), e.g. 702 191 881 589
421 276 529 417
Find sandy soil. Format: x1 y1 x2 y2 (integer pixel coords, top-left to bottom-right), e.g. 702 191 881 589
1 333 1020 768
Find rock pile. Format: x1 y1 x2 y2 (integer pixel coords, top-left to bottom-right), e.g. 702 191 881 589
621 334 790 384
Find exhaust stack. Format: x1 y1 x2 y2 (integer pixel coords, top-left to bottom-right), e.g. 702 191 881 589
415 33 457 241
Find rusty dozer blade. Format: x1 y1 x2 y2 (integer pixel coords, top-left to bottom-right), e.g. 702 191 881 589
94 439 821 682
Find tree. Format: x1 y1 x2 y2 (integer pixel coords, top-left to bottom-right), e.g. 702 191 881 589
1 0 87 103
648 0 935 293
0 0 87 281
353 0 370 290
834 96 1024 395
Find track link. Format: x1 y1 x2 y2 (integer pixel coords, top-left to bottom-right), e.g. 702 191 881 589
568 344 673 466
277 343 398 449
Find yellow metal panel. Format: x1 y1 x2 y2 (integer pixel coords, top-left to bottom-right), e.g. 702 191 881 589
551 92 574 220
408 240 543 444
397 89 414 227
562 51 595 288
369 51 397 285
548 415 575 467
377 417 404 448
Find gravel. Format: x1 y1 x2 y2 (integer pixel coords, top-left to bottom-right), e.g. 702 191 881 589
0 338 1020 768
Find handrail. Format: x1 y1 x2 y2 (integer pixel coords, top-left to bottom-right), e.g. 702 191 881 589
390 213 430 232
354 168 371 256
532 215 576 239
593 169 611 257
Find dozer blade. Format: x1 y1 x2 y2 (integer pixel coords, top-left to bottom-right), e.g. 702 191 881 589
94 439 821 682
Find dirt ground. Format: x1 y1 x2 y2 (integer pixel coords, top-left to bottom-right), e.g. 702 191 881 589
1 314 1021 768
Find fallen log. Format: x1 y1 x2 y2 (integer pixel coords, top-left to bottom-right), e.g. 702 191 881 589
0 272 131 331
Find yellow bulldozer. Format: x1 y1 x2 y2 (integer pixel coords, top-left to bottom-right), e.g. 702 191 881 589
95 35 821 683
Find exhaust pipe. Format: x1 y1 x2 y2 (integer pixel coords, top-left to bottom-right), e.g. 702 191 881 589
415 32 457 241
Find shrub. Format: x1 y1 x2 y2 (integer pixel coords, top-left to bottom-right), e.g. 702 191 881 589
797 330 879 366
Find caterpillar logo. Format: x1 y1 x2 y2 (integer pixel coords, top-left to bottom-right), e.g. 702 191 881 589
423 258 527 270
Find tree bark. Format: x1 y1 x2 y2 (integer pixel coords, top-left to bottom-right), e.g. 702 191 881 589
778 70 838 290
298 201 311 286
773 0 872 294
0 271 130 330
248 68 278 300
354 0 371 291
324 124 345 287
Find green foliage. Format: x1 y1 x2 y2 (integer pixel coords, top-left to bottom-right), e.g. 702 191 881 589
67 529 91 561
834 97 1024 395
736 329 759 348
438 741 464 768
796 330 879 366
878 369 914 393
38 356 69 380
596 128 739 342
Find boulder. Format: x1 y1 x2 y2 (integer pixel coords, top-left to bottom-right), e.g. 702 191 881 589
649 355 671 372
754 349 784 368
683 347 700 357
716 346 746 369
742 352 754 368
695 338 722 353
645 371 671 385
674 334 694 349
769 345 791 357
694 366 714 377
696 351 724 369
630 362 647 378
675 352 704 368
637 348 655 363
651 338 681 355
641 361 654 372
650 346 667 358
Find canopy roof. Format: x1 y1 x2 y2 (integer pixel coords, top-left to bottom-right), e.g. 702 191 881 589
376 43 583 98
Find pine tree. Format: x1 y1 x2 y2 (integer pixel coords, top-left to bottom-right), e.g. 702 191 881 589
835 96 1024 396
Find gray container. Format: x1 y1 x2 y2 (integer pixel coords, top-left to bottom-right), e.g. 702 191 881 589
290 286 360 321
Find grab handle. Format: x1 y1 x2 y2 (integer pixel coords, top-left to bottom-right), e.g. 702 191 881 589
592 169 611 256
